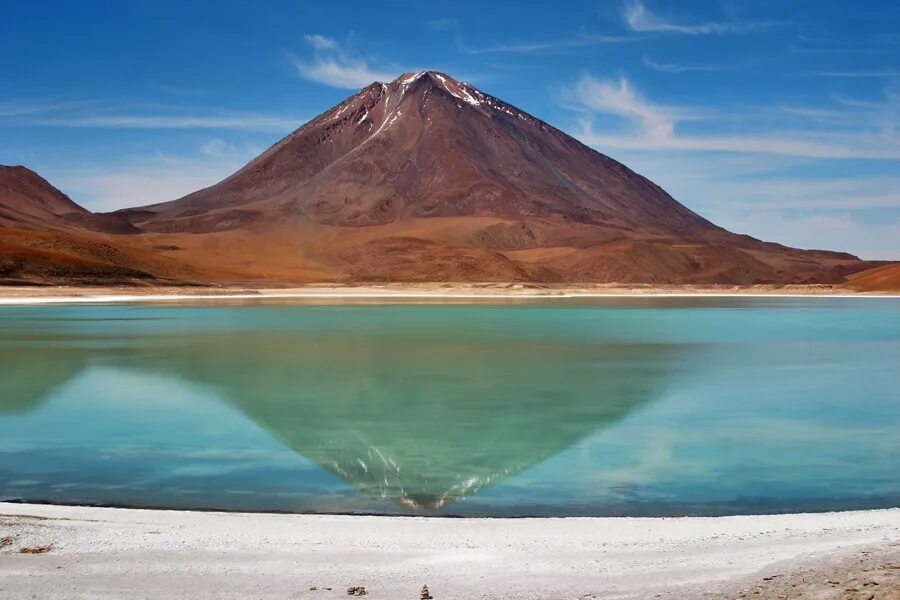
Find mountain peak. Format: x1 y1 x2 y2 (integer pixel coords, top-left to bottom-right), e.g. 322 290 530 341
117 71 715 235
390 70 454 84
392 71 427 84
378 71 485 107
105 71 869 285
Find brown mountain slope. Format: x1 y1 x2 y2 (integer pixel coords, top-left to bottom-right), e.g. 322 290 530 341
845 263 900 292
0 226 201 285
0 165 137 234
0 165 199 284
1 72 884 286
109 71 870 285
117 71 715 237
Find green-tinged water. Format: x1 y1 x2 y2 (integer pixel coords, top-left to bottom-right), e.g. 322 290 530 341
0 297 897 516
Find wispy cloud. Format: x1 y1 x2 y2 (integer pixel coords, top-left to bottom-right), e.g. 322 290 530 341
776 105 849 121
714 210 900 259
707 177 900 210
292 34 397 88
303 34 338 50
148 82 208 96
567 74 900 159
0 100 91 118
578 120 900 160
793 45 891 56
571 76 683 139
642 55 748 73
791 32 894 55
28 114 301 132
198 138 264 159
607 149 900 258
462 33 637 55
818 70 900 78
623 0 770 35
426 17 459 31
53 141 264 212
0 101 302 132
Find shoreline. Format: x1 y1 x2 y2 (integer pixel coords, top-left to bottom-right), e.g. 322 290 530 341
2 502 898 599
0 283 898 304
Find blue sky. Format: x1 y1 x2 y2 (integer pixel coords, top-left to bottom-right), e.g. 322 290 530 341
2 1 898 258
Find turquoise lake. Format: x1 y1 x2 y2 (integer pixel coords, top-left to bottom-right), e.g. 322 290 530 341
0 297 898 516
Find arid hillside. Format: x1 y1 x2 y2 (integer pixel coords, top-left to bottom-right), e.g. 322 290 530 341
1 72 893 287
846 263 900 292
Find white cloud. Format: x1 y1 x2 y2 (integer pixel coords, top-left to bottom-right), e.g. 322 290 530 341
293 57 394 89
63 170 225 212
642 55 746 73
149 82 208 96
564 75 900 255
426 18 459 31
579 127 900 159
0 100 76 118
572 76 680 140
463 33 637 55
713 210 900 260
793 33 896 56
0 100 303 132
818 70 900 78
624 0 728 34
593 148 900 259
200 138 238 158
303 34 338 50
714 178 900 210
623 0 767 35
775 105 848 122
292 34 396 89
568 74 900 159
52 141 263 212
27 113 301 132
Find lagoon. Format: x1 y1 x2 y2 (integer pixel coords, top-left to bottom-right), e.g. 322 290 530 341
0 297 898 516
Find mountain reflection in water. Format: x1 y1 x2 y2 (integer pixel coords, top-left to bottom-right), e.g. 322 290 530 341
159 333 674 510
0 304 677 512
4 300 896 516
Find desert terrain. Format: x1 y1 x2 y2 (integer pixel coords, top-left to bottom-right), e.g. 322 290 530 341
1 503 898 600
2 72 895 291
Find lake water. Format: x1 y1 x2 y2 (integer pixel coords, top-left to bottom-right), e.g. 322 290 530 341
0 297 898 517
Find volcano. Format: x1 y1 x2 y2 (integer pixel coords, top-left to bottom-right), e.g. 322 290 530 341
120 71 714 235
1 72 886 285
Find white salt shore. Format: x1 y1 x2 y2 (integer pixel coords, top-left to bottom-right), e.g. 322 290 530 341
1 503 898 599
0 283 897 305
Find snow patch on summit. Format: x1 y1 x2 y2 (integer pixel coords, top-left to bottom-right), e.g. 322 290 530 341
397 72 426 100
455 84 482 107
399 71 425 84
427 73 483 107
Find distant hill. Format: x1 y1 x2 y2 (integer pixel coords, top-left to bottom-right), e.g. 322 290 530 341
846 263 900 292
0 166 195 284
0 165 137 234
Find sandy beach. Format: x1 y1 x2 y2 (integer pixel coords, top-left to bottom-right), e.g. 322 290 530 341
0 282 898 305
0 503 898 599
